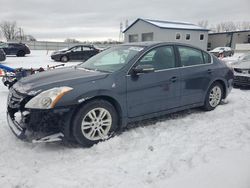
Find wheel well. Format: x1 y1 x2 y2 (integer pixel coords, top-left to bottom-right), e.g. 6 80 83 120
90 96 123 121
214 80 226 99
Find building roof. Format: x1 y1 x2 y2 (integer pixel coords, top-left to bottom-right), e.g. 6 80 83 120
123 18 209 33
209 29 250 35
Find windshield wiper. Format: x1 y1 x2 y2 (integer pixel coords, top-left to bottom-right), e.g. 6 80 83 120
94 69 112 73
76 67 97 72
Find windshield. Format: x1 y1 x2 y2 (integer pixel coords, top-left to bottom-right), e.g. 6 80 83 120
0 42 8 48
77 45 144 72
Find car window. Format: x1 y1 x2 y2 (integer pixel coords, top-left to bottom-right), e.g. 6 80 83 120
72 46 82 52
79 46 143 72
8 44 16 48
95 50 127 65
202 52 211 64
82 46 91 51
0 43 8 48
178 46 204 66
138 46 176 70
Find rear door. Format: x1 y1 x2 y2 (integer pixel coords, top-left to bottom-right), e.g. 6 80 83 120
126 45 181 117
177 45 213 105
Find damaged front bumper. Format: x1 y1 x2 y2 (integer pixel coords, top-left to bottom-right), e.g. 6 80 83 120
7 108 72 143
7 111 64 143
7 87 75 143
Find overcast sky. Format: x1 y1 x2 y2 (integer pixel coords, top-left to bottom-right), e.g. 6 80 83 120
0 0 249 41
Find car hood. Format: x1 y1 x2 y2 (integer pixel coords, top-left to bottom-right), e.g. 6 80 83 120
13 66 109 94
52 49 68 54
210 49 224 53
233 61 250 69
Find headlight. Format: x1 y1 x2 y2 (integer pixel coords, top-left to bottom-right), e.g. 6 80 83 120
25 86 73 109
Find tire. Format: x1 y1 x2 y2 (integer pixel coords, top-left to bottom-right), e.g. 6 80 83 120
60 55 69 62
203 82 223 111
17 50 25 57
72 100 118 147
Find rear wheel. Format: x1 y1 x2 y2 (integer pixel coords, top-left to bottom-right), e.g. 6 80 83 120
72 100 118 147
203 82 223 111
17 50 25 57
61 55 69 62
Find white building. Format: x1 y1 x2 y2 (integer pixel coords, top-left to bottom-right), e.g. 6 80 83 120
123 18 209 50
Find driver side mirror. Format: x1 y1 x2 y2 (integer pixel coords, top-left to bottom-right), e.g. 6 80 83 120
132 64 155 74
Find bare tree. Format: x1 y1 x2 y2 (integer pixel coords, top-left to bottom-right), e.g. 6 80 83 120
64 38 80 43
198 20 209 29
0 21 18 40
241 21 250 30
215 24 222 32
222 22 237 32
212 21 250 33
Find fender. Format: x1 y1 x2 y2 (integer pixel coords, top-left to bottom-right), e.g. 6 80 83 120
203 77 229 102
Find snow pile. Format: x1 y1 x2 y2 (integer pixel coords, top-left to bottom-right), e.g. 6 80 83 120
0 51 250 188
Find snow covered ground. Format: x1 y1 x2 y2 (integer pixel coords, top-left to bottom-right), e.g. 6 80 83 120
0 51 250 188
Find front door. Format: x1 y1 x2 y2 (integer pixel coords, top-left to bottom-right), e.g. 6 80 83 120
69 46 82 60
82 46 93 61
126 45 181 118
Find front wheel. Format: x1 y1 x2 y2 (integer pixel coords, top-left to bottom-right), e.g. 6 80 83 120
60 55 69 62
72 100 118 147
203 82 223 111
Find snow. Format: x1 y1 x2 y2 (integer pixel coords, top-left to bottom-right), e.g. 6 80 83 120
0 51 250 188
222 53 244 65
144 19 208 30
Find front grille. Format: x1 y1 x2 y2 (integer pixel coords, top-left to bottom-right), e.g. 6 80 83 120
8 88 27 109
234 76 250 86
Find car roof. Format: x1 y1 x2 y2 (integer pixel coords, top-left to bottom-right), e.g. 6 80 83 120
121 41 205 51
71 45 94 47
7 42 24 45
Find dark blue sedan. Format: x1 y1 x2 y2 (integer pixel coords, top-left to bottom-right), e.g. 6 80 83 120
0 49 6 61
51 45 100 62
7 42 233 146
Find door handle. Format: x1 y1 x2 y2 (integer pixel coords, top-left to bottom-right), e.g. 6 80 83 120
207 69 212 74
170 76 178 82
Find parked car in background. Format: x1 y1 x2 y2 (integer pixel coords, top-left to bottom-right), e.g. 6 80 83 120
233 60 250 87
223 53 250 66
0 49 6 61
210 47 234 57
7 42 233 146
51 45 100 62
0 42 30 57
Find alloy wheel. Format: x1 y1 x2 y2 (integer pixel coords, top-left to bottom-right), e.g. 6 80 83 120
81 108 112 141
209 86 222 107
